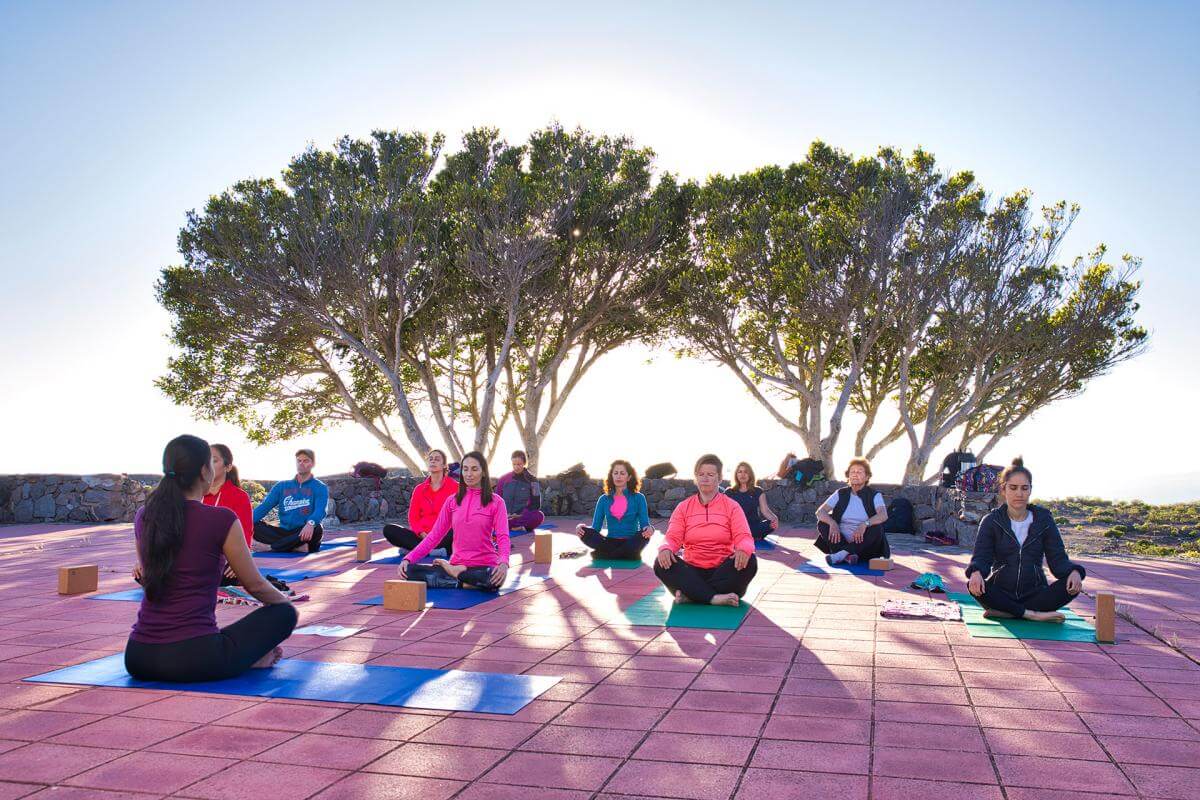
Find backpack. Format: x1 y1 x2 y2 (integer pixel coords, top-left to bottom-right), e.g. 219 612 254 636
955 464 1001 493
791 458 825 488
644 462 677 480
352 461 388 488
940 451 976 488
884 497 915 534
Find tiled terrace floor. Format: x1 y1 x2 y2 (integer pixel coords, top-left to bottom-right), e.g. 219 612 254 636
0 519 1198 799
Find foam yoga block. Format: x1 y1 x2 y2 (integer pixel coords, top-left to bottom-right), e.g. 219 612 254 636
868 558 893 571
357 531 373 562
357 573 548 610
26 654 561 715
1095 592 1116 643
384 580 427 611
534 532 553 564
949 592 1097 642
797 561 884 576
58 565 98 595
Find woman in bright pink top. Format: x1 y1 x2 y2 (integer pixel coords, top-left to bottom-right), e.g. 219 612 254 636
383 449 458 555
655 453 757 606
202 444 254 545
398 451 510 591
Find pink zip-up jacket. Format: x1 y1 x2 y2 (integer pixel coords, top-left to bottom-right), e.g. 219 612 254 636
660 492 755 569
403 487 510 568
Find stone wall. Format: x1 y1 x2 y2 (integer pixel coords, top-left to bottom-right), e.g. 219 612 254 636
1 469 981 538
0 474 149 524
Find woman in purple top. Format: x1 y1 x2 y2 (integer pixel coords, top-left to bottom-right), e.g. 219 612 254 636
125 434 297 682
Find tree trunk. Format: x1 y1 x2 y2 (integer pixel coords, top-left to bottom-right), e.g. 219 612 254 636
902 444 935 485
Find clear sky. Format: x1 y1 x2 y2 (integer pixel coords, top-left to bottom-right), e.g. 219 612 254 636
2 1 1198 502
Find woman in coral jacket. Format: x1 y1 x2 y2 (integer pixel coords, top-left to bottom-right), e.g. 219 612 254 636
383 449 458 556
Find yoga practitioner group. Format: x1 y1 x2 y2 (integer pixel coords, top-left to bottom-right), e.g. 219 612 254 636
124 434 1087 684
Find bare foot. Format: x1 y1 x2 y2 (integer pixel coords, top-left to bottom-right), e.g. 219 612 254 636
251 646 282 669
433 559 466 579
1024 610 1066 623
250 540 271 552
710 593 740 607
674 590 692 604
983 609 1015 619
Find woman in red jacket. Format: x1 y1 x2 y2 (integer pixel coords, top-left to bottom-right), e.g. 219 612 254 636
203 444 255 585
384 449 458 556
655 454 758 606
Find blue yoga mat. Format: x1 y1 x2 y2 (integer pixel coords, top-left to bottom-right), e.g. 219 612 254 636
797 560 884 576
293 625 362 638
357 573 547 610
370 548 447 566
536 523 556 530
254 539 358 558
25 653 559 715
755 537 778 551
91 568 339 602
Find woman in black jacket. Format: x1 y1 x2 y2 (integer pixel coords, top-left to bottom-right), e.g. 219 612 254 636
966 457 1085 623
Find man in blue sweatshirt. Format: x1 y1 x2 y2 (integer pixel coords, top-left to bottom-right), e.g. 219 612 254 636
252 449 329 552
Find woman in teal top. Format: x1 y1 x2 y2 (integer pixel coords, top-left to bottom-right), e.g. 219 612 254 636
576 459 653 560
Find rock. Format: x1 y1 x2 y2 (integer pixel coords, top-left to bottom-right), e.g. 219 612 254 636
320 515 340 528
13 499 33 523
921 518 941 534
916 504 935 520
33 494 56 519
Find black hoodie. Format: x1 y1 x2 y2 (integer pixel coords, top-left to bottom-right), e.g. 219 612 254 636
966 504 1085 597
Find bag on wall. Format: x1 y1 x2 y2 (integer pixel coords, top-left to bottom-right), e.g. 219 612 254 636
955 464 1001 493
352 461 388 489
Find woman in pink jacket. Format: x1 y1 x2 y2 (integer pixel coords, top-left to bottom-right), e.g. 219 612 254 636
398 451 510 591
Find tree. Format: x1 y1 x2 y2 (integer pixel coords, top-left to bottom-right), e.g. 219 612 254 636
158 131 448 472
670 143 949 475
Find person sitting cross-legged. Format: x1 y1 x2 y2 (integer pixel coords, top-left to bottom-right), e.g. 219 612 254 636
576 459 654 560
383 448 457 557
814 457 889 565
252 449 328 553
496 450 546 532
966 457 1085 623
654 454 758 607
726 461 779 540
398 450 511 592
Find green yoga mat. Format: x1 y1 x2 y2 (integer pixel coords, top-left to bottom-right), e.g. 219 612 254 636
620 587 757 630
589 557 645 570
949 592 1096 642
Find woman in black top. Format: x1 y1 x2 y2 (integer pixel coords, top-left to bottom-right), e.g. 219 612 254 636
725 462 779 540
966 457 1085 623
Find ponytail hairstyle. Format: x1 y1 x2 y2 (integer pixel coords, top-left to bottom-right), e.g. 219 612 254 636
456 450 494 506
141 435 211 602
998 456 1033 486
211 443 239 488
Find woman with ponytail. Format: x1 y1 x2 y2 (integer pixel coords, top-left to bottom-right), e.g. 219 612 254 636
966 457 1085 623
125 434 297 682
203 444 253 545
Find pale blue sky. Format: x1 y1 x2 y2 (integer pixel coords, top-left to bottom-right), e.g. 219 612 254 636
2 1 1197 501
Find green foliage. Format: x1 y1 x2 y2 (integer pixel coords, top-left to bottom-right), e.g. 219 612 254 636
241 480 267 505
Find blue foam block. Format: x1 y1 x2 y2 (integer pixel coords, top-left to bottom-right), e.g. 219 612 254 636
25 653 559 714
797 561 884 576
357 573 547 610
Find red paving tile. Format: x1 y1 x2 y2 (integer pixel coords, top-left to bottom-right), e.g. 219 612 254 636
177 760 347 799
5 520 1200 799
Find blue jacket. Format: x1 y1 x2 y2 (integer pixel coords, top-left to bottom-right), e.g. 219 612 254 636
966 505 1085 597
591 490 650 538
253 477 329 530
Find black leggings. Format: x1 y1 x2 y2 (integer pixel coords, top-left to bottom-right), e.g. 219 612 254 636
124 602 298 683
383 524 453 556
815 521 889 560
254 521 323 553
749 518 774 539
407 562 498 592
580 527 649 560
653 554 758 604
978 577 1077 617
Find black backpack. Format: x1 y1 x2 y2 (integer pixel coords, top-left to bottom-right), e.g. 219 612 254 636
791 458 825 488
884 497 916 534
940 451 976 488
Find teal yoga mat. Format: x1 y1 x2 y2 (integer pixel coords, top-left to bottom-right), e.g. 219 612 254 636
588 557 645 570
619 587 758 630
25 654 559 714
949 592 1097 642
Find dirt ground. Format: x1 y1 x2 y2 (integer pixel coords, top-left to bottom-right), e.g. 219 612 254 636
1042 497 1200 559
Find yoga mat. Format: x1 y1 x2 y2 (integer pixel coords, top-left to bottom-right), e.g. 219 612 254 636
620 587 757 630
536 523 557 530
949 593 1097 642
357 573 548 610
755 537 778 551
293 625 363 637
25 653 559 715
253 539 359 559
89 568 338 603
370 548 447 566
797 560 884 576
588 557 644 570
